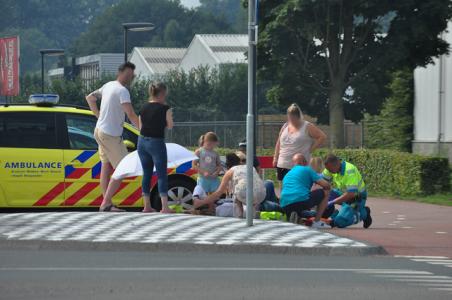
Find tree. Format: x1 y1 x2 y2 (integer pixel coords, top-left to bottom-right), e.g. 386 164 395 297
71 0 232 56
1 0 121 72
258 0 452 148
199 0 247 33
364 68 414 152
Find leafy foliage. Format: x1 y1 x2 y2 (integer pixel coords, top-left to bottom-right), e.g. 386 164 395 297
258 0 452 147
71 0 233 56
314 149 451 196
0 0 121 72
364 68 414 152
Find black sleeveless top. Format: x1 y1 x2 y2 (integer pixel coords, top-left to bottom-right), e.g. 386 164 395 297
139 102 170 138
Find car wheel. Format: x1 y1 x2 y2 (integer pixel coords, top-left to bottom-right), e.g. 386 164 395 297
151 176 196 211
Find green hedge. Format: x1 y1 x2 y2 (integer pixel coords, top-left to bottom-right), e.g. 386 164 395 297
313 149 451 196
191 147 451 196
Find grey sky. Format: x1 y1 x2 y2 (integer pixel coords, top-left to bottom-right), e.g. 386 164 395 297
180 0 200 8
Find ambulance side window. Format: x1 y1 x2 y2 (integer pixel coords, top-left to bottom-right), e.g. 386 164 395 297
65 114 98 150
0 112 57 149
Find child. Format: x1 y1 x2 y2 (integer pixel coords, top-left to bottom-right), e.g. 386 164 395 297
310 157 325 192
192 132 223 194
309 156 325 175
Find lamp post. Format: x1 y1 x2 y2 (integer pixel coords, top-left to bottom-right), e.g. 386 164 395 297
122 22 155 62
246 0 258 227
39 49 65 93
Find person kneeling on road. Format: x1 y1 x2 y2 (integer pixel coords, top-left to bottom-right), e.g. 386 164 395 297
323 154 372 229
280 154 331 229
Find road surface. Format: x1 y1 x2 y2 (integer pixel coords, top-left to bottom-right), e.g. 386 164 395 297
0 247 451 300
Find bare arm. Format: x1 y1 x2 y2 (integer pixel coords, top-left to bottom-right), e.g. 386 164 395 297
273 123 287 167
85 90 101 118
166 109 174 129
138 116 142 130
121 103 139 128
195 170 233 207
308 123 327 152
315 178 331 191
330 191 356 205
192 149 201 171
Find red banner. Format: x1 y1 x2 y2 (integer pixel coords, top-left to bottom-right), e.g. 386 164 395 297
0 36 20 96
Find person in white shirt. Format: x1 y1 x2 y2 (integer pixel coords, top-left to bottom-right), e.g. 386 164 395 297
86 62 139 212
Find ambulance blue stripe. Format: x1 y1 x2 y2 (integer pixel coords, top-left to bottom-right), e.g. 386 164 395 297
65 165 76 178
75 150 97 163
176 161 192 174
91 161 102 178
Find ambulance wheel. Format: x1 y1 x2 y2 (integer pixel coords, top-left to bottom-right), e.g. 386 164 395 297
151 175 196 211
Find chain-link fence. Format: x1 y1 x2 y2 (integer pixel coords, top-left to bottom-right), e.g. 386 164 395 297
167 120 373 149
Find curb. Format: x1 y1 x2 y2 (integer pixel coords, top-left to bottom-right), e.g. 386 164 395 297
0 238 387 257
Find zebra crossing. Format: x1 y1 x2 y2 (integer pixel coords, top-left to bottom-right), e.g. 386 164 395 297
0 212 371 250
385 256 452 294
396 256 452 269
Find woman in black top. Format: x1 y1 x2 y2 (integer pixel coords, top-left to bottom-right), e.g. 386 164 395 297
138 82 174 213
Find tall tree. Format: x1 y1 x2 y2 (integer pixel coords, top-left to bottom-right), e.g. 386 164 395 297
71 0 232 56
364 68 414 152
258 0 451 147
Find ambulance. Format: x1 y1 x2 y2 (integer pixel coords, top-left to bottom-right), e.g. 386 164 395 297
0 95 197 209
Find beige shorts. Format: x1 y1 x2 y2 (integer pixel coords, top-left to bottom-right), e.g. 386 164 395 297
94 128 128 168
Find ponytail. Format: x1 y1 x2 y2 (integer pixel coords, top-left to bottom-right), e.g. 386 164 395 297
198 135 205 147
148 82 167 99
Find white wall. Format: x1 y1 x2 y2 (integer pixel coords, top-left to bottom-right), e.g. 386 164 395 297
179 37 218 72
129 51 153 80
414 22 452 143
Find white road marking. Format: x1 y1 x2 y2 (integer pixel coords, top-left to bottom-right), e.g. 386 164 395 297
402 226 413 229
435 231 448 234
375 275 451 279
394 279 452 283
0 267 433 273
411 259 452 262
394 256 449 259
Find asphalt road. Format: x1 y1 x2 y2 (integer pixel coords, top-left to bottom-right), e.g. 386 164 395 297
0 247 451 300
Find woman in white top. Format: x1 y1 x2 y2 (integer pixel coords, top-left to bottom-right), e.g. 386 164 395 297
273 103 327 181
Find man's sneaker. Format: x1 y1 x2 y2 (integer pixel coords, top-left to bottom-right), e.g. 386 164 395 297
289 212 299 224
311 220 331 229
363 206 372 229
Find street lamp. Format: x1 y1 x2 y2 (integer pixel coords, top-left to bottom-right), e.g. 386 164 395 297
122 22 155 62
40 49 65 93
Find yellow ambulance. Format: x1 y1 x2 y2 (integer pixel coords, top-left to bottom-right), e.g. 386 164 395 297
0 95 197 209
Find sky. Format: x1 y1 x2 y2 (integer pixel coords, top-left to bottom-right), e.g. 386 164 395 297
180 0 200 8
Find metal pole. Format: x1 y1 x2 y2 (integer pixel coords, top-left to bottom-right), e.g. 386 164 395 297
124 28 128 62
437 35 444 156
41 53 45 93
246 0 257 227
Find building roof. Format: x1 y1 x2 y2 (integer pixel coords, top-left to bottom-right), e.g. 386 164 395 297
194 34 248 64
75 53 123 65
132 47 186 75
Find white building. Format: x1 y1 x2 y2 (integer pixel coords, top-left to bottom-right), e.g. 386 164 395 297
75 53 123 88
179 34 248 72
413 22 452 162
129 47 186 79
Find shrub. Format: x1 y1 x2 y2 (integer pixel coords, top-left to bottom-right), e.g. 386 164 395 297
313 149 451 196
196 147 451 196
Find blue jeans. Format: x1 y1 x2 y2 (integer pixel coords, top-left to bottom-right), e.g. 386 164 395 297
137 136 168 197
260 180 282 212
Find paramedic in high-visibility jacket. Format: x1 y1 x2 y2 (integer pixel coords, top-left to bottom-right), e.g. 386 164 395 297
323 154 373 229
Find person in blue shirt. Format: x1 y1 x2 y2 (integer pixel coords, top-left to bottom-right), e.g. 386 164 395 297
280 154 331 229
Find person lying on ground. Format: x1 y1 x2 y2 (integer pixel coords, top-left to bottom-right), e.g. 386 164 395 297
323 154 372 228
280 153 331 229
